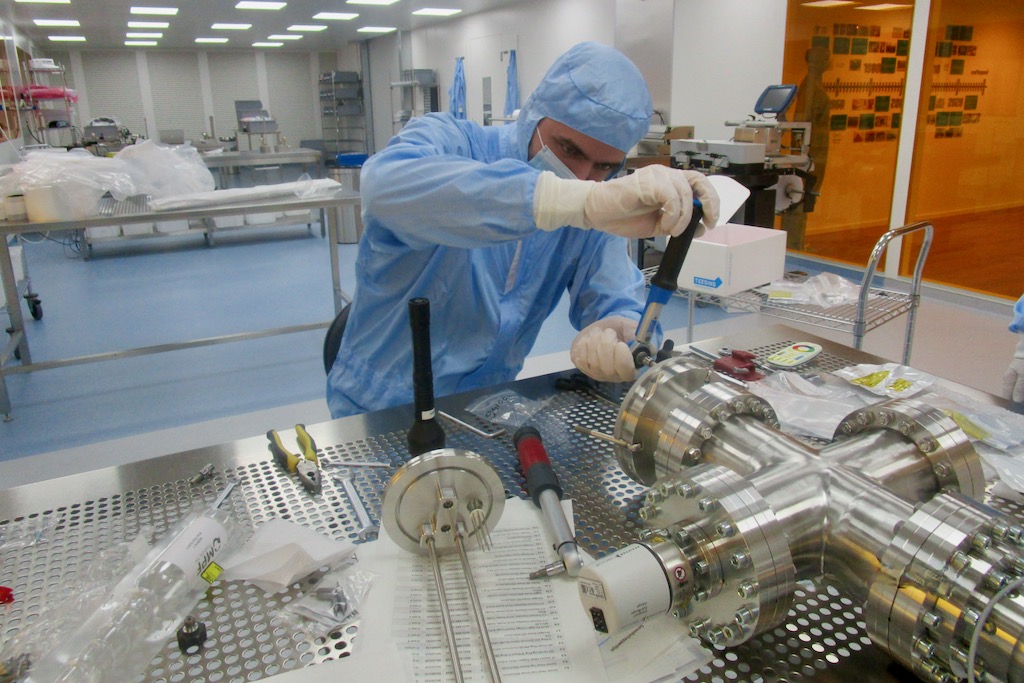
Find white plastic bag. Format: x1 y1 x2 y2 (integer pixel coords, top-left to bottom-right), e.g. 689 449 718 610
0 149 137 220
746 372 871 440
115 139 216 198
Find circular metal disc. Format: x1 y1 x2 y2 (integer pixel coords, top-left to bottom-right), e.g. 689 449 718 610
381 448 506 555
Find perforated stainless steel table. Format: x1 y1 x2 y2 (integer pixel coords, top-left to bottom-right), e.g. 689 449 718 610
1 325 1017 682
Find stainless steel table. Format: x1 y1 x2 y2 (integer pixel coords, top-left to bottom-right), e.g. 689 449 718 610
201 148 322 183
0 190 359 418
1 325 1017 682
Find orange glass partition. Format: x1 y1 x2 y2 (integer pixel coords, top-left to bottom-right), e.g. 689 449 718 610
780 0 914 265
903 0 1023 299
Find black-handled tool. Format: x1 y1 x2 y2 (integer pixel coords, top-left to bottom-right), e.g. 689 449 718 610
407 297 446 457
633 200 703 368
514 425 582 578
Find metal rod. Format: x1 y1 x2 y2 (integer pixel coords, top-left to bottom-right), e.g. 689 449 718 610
3 322 330 374
454 527 502 683
572 424 640 452
424 532 465 683
439 411 506 438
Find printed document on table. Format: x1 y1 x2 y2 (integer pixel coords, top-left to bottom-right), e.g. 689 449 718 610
355 496 608 682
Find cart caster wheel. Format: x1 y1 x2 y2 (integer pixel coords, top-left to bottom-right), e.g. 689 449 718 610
29 299 42 321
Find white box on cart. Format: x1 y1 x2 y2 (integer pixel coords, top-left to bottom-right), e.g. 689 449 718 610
676 223 786 297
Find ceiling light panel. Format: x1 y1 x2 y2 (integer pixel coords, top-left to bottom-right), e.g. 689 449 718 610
130 6 179 15
347 0 400 5
127 32 163 37
49 35 85 40
33 19 80 26
313 12 358 20
235 1 286 8
128 21 169 28
16 0 70 4
196 37 229 43
252 41 283 46
412 8 462 16
287 24 327 31
268 34 303 39
125 40 157 46
212 23 252 29
357 26 396 32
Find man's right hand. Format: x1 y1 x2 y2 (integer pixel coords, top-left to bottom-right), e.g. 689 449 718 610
533 166 720 239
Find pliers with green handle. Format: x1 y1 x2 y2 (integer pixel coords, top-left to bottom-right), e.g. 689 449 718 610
266 424 322 494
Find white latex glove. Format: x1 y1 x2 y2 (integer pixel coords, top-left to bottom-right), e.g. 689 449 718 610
1002 336 1024 403
570 316 638 383
533 166 721 239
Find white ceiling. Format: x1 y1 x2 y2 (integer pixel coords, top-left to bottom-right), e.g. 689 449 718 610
8 0 522 51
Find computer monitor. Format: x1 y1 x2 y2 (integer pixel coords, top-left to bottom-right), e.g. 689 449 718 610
754 84 798 117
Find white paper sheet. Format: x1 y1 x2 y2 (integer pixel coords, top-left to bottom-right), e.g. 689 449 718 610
356 496 609 682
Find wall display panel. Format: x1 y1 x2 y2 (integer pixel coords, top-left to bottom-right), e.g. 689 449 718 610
81 51 145 137
147 52 206 142
903 0 1023 299
207 52 259 146
780 0 912 259
265 52 318 148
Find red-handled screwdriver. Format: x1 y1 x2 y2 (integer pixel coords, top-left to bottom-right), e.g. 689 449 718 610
513 425 583 579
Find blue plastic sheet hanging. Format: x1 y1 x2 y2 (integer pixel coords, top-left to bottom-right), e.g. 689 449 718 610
504 49 519 117
449 56 466 120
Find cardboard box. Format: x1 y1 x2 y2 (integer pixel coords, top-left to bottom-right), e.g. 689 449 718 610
677 223 786 296
663 126 695 141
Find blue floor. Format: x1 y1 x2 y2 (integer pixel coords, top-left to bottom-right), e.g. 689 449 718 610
1 228 843 462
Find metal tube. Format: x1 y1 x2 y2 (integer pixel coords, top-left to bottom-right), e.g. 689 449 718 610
538 489 582 576
424 534 464 683
454 530 502 683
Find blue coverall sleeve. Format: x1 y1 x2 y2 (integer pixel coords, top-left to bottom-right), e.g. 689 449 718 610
1010 293 1024 334
360 114 541 250
565 231 647 330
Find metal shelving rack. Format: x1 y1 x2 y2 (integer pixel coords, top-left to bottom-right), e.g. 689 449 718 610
19 61 78 147
677 221 934 364
390 68 438 133
319 71 366 157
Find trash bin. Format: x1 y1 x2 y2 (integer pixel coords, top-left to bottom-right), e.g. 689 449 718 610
328 153 368 244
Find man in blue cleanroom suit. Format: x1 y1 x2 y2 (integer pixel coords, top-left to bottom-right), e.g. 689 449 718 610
1003 293 1024 403
326 42 721 417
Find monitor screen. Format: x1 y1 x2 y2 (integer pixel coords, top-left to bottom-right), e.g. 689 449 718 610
754 84 798 116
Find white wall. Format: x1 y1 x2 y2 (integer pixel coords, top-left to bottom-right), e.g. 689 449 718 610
365 0 616 151
671 0 788 139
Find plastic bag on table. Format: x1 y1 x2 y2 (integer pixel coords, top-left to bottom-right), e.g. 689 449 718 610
833 362 934 399
0 149 136 220
746 372 872 441
115 139 216 198
278 557 376 638
465 389 551 428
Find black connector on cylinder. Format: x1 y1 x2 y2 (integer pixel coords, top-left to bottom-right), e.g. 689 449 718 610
407 297 446 457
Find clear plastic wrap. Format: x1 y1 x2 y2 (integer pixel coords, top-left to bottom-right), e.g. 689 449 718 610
0 150 136 221
147 174 341 211
465 389 551 427
114 140 216 198
833 362 935 398
746 372 871 440
762 272 861 308
277 558 376 637
18 500 242 683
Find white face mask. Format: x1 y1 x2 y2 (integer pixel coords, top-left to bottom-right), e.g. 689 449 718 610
528 129 576 179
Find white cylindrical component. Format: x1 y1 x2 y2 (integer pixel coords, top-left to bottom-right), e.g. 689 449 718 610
577 543 671 634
